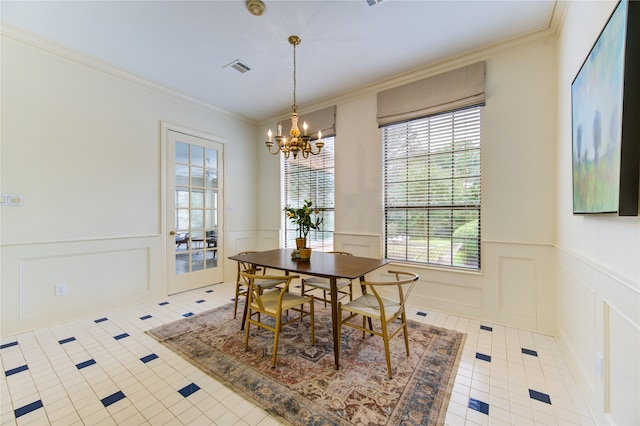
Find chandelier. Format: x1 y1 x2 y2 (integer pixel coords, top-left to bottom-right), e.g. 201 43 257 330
265 35 324 160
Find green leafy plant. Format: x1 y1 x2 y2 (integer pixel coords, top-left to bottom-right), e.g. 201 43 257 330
283 200 323 241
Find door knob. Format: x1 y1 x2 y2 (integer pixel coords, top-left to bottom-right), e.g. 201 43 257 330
170 231 176 235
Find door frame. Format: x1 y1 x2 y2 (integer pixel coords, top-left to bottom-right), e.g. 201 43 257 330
160 121 226 294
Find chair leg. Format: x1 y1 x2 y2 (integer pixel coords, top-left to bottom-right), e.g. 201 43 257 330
310 299 315 345
244 314 251 351
272 315 282 368
322 290 327 307
381 321 393 379
240 296 249 330
402 312 410 357
233 285 240 319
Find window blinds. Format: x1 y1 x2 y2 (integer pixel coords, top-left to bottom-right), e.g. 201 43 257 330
383 107 481 269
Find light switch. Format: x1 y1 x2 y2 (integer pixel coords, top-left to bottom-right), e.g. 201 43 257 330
0 194 23 206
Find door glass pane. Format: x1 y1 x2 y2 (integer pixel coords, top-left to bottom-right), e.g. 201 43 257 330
191 253 204 271
176 142 189 164
176 165 189 186
190 210 204 229
206 169 217 188
205 189 216 209
177 210 189 230
191 145 204 167
205 209 216 228
191 190 204 209
206 148 217 169
176 188 189 208
191 166 204 187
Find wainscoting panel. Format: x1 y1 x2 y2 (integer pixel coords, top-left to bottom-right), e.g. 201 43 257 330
1 236 163 337
499 256 537 318
21 248 149 319
334 233 381 258
606 301 639 426
557 247 640 426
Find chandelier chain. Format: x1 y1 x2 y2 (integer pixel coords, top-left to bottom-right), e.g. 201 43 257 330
292 41 297 112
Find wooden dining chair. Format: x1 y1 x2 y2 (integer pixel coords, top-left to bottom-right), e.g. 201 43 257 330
338 270 419 378
233 251 287 324
242 271 315 368
300 251 354 307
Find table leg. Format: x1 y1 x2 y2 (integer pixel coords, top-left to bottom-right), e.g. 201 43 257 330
330 277 340 370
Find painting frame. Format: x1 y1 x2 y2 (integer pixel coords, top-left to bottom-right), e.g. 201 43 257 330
571 0 639 216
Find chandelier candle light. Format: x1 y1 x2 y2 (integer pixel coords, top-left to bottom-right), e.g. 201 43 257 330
265 35 324 160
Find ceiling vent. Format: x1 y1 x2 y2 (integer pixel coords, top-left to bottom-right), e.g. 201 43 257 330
224 59 252 74
364 0 385 6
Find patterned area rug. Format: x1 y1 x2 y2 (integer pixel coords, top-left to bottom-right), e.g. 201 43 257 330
147 302 465 425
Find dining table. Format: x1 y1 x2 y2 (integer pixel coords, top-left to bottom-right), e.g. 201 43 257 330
228 248 389 369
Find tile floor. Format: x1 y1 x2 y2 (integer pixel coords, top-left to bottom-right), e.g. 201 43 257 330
1 281 596 425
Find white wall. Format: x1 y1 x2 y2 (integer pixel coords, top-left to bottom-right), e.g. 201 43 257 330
259 37 558 334
1 31 259 336
555 2 640 425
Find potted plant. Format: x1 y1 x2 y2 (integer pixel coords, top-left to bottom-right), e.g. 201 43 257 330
283 200 323 258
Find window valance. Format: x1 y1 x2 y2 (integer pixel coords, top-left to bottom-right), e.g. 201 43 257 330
376 62 485 127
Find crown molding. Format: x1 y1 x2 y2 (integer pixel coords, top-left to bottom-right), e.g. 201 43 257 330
0 23 256 126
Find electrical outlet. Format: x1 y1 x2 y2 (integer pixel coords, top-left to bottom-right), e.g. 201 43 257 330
55 283 67 296
596 352 604 380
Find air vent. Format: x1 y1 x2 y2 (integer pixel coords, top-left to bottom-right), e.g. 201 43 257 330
364 0 385 6
224 60 251 74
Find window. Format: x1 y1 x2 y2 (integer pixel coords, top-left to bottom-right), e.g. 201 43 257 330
283 136 335 251
383 106 481 270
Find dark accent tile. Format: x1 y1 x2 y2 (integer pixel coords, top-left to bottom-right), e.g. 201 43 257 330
183 312 194 318
5 365 28 376
205 289 214 293
178 383 200 398
522 348 538 357
159 301 169 306
480 325 493 332
416 311 427 317
140 353 159 363
14 400 43 418
468 398 489 415
113 333 129 340
76 359 96 370
140 315 152 320
195 299 205 304
529 389 552 405
0 341 18 350
476 352 492 362
58 337 76 345
101 391 126 407
94 317 108 323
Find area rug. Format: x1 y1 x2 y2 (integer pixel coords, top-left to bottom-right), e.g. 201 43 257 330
147 302 465 425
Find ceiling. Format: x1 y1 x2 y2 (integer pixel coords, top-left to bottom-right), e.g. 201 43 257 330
1 0 558 123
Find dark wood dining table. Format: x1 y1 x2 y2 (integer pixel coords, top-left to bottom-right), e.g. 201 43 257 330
228 248 389 369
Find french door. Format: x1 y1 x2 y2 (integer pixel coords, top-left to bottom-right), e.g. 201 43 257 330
166 129 223 294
